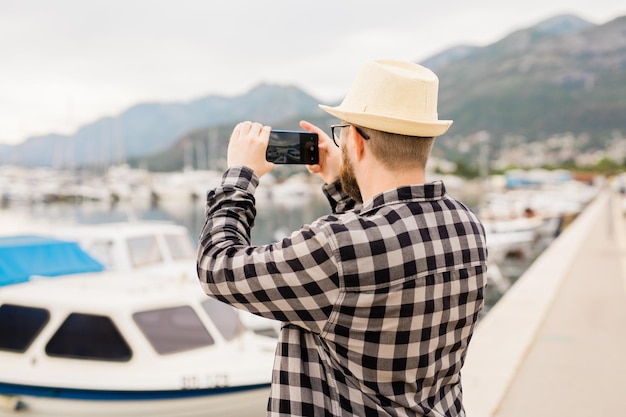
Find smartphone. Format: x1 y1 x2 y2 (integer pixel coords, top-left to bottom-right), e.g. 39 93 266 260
266 130 319 165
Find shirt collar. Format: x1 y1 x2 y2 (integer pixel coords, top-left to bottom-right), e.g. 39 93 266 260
359 180 447 214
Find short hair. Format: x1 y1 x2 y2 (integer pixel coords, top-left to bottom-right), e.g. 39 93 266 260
357 126 435 171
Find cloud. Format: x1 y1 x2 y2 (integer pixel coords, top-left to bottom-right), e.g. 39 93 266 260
0 0 624 144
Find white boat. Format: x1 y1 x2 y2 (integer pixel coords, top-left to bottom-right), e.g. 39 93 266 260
478 179 598 263
48 221 198 279
150 170 223 203
0 271 275 417
47 221 281 336
483 217 543 263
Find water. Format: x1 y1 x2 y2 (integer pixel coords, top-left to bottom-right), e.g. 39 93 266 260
8 192 331 247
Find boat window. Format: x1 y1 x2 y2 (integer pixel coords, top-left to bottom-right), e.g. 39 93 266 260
201 299 242 341
0 304 50 353
45 313 132 361
164 233 196 260
133 306 214 355
127 236 163 268
82 240 115 269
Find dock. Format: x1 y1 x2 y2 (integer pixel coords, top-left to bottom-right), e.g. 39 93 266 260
463 188 626 416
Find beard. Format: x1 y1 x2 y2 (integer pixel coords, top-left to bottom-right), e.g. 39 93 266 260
339 144 363 203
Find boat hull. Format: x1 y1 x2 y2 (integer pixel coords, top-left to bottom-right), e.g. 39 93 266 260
0 383 270 417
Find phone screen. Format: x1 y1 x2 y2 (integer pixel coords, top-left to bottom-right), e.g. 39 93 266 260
266 130 319 164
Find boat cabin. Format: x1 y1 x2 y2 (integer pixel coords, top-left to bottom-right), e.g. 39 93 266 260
0 273 275 396
49 221 197 277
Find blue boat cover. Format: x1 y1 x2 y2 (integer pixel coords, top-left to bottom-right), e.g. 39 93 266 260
0 235 104 287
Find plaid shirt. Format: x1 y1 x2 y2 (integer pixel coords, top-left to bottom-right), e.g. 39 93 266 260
197 166 487 417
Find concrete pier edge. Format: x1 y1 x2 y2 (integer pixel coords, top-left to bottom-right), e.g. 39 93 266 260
461 188 611 417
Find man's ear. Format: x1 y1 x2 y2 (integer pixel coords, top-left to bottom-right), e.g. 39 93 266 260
351 125 366 162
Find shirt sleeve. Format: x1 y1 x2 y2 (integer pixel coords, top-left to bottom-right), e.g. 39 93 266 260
197 166 341 334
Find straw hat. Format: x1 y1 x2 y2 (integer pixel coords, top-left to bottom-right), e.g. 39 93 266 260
319 60 452 137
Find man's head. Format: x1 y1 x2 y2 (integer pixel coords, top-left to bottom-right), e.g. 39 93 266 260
322 60 450 201
320 60 452 137
335 124 435 202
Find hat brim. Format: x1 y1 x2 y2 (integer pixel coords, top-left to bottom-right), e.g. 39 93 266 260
319 104 453 137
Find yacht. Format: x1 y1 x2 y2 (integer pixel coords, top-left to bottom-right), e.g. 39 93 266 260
0 271 275 417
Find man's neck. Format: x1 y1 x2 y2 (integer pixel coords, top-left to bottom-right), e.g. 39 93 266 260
358 167 426 202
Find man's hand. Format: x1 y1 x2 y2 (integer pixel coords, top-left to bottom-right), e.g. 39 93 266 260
300 120 341 184
227 121 275 177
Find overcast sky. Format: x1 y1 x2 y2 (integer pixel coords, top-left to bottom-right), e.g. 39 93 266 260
1 0 624 145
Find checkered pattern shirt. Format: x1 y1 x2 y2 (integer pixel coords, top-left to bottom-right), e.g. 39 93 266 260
197 166 487 417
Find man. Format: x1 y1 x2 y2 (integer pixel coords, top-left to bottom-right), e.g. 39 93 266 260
197 60 487 416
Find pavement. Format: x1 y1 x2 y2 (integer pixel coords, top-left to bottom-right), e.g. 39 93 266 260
463 189 626 417
493 191 626 416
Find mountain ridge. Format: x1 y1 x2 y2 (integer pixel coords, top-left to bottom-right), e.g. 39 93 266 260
435 14 626 140
1 13 624 169
0 83 324 167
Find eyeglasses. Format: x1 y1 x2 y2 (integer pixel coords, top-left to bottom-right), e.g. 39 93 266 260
330 124 370 147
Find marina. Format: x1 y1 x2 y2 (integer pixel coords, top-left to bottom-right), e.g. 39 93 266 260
0 167 623 416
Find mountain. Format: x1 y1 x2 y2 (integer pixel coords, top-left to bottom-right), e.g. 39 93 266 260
421 45 481 71
1 13 625 170
434 14 626 141
0 83 324 167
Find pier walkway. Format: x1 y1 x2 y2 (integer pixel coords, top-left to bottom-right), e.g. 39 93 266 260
463 188 626 416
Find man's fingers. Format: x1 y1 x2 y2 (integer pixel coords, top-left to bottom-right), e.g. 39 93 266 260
246 122 263 140
230 122 243 141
